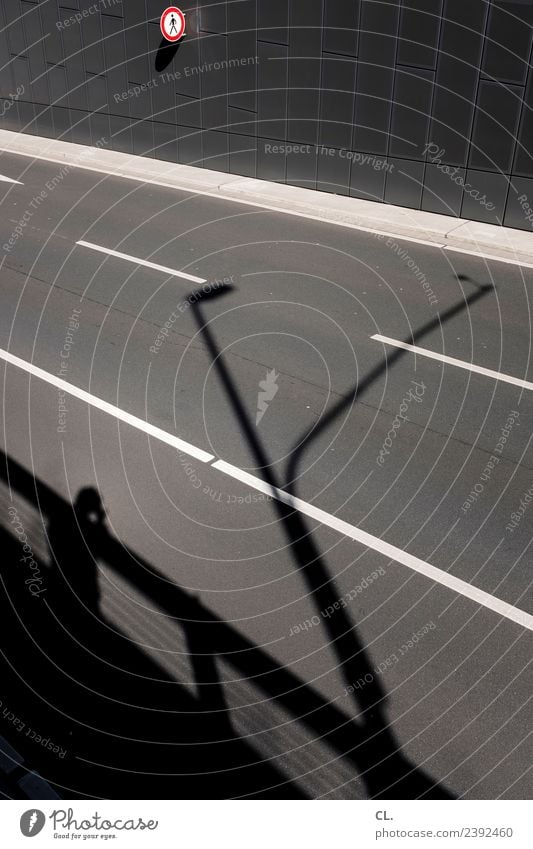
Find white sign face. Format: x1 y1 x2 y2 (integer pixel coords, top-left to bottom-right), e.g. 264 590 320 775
160 6 185 42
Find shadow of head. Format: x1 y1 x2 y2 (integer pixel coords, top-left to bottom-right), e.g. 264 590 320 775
74 487 105 525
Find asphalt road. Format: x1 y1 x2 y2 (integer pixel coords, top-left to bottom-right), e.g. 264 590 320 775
0 150 531 800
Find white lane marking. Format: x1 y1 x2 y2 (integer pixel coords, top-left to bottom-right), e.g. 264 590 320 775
371 334 533 392
0 173 22 184
0 348 214 463
2 347 531 631
212 461 533 631
444 245 533 270
76 240 206 284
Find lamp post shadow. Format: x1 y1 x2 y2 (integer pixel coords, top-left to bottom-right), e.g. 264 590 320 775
187 280 484 799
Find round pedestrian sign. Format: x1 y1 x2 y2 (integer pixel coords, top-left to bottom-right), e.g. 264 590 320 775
160 6 185 42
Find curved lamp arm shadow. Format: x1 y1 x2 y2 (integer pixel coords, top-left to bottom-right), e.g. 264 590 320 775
285 276 493 492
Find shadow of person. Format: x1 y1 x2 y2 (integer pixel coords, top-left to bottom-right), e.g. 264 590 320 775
0 464 305 799
43 488 240 795
47 487 103 624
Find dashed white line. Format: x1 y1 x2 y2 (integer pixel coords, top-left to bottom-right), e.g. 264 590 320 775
371 334 533 392
0 173 22 184
76 240 206 284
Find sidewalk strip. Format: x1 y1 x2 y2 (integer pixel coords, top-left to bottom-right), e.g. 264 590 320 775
76 240 206 284
371 334 533 392
444 245 533 270
3 131 533 268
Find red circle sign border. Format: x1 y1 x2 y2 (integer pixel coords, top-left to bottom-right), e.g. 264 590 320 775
160 7 186 42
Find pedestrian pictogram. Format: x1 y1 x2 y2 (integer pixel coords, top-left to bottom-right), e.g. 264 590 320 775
160 6 185 42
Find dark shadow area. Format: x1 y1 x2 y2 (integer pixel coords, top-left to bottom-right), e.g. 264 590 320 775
155 37 183 73
0 443 451 799
0 455 305 799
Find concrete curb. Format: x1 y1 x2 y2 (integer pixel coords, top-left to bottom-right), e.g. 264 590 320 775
1 129 533 265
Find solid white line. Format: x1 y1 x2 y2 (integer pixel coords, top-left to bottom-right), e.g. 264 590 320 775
0 173 22 184
444 244 533 270
212 460 533 631
5 133 533 266
0 145 449 251
76 240 206 284
371 334 533 392
0 348 214 463
6 143 533 265
2 346 531 631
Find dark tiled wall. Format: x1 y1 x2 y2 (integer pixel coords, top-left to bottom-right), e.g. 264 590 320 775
1 0 533 229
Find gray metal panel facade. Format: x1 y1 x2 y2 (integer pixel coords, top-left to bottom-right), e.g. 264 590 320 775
1 0 532 228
